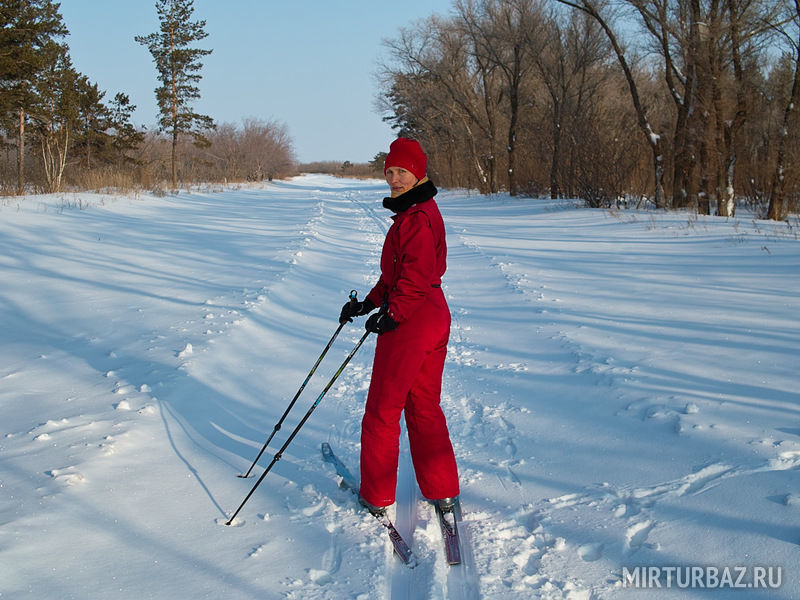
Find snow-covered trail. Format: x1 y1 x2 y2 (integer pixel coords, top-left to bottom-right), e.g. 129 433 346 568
1 182 358 599
441 195 800 598
1 176 799 599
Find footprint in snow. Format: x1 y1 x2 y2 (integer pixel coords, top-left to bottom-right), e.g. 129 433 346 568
301 500 325 517
505 465 522 487
321 545 342 574
47 467 87 486
307 568 333 585
768 450 800 471
782 494 800 507
114 382 136 395
496 436 517 457
578 542 603 562
626 520 657 552
99 436 116 455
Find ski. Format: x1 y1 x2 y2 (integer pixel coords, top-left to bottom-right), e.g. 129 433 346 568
321 442 414 565
321 442 359 490
435 500 462 565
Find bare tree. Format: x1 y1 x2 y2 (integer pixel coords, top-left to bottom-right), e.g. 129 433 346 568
617 0 779 214
534 6 610 198
199 118 295 182
240 117 295 180
380 17 504 191
767 0 800 220
557 0 667 208
455 0 545 195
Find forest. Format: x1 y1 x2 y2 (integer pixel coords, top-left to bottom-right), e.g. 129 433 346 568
380 0 800 219
1 0 798 220
0 0 296 197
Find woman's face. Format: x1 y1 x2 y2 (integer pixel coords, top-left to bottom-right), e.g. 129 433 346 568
385 166 419 197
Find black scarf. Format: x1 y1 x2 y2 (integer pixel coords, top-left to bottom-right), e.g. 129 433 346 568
383 180 438 213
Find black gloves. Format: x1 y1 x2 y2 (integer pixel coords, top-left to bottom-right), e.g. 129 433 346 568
339 298 376 324
339 295 398 334
365 312 398 334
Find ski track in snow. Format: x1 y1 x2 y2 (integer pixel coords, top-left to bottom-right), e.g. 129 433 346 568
444 218 586 598
444 198 800 598
2 178 799 599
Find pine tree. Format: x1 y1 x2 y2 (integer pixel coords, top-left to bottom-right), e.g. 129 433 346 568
108 93 144 167
371 152 387 172
0 0 68 194
73 78 111 170
136 0 214 189
72 87 143 171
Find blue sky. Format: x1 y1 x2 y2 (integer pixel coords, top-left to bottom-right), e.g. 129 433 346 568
58 1 454 163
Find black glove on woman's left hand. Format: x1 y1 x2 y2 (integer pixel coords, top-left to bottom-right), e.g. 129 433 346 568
365 312 398 334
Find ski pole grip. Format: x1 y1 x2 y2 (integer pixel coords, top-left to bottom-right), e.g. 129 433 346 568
349 290 358 305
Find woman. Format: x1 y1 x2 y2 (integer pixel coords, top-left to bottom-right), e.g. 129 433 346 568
339 137 460 515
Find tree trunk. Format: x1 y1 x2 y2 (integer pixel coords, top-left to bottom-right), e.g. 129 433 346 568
718 0 747 218
672 0 704 210
40 125 70 194
697 16 716 216
507 46 521 197
170 4 178 190
17 108 25 196
480 69 499 194
461 117 490 192
767 37 800 220
671 102 694 209
550 98 562 199
507 100 517 196
172 129 178 190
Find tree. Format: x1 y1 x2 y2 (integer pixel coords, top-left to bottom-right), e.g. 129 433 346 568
29 41 78 192
0 0 68 194
600 0 778 214
199 117 294 182
533 7 610 198
557 0 667 208
73 77 111 170
371 152 387 171
376 0 789 207
381 17 505 192
455 0 544 196
239 117 294 180
108 92 144 167
767 0 800 221
136 0 214 190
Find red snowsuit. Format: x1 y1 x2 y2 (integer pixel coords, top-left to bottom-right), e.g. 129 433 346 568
360 183 460 507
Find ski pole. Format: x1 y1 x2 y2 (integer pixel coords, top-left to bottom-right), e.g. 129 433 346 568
226 328 372 525
237 290 359 479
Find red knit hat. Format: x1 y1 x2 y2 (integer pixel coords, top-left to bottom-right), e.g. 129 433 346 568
384 137 427 180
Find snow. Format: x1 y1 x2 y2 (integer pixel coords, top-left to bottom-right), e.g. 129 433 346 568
1 175 798 599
